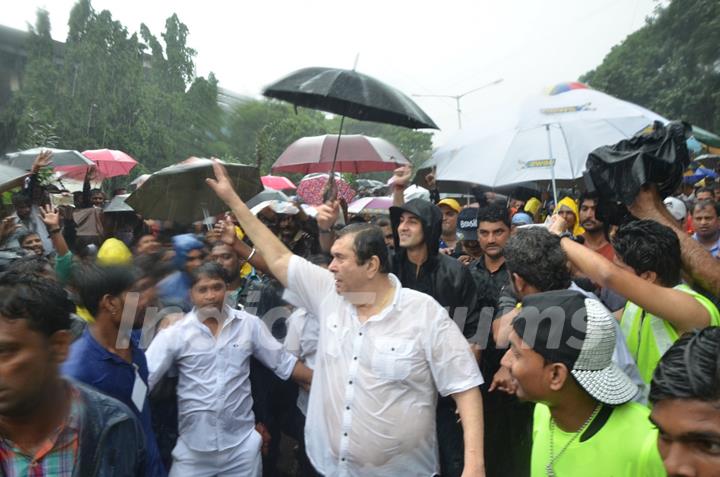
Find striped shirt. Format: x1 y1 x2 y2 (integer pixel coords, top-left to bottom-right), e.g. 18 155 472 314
0 387 81 477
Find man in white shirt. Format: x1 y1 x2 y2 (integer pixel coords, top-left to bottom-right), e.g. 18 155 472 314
206 161 486 477
146 262 312 477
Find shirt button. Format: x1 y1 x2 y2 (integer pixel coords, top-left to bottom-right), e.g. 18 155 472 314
358 332 363 336
344 432 348 437
348 380 353 384
353 356 357 360
341 458 346 462
346 406 350 410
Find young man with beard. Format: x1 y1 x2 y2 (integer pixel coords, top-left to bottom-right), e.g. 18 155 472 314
501 289 665 477
650 326 720 476
691 200 720 257
577 192 614 261
146 262 312 476
63 263 166 476
210 242 247 304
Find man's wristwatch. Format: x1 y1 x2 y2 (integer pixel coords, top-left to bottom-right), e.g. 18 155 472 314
558 231 574 241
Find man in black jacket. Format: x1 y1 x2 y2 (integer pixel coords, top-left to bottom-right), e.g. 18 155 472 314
389 198 482 477
389 199 481 338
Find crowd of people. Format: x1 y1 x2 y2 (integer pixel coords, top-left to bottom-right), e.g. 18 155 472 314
0 152 720 477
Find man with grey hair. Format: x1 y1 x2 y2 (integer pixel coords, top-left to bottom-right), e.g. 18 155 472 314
206 160 487 477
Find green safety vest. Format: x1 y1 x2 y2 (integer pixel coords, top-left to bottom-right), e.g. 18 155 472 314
531 402 666 477
621 283 720 384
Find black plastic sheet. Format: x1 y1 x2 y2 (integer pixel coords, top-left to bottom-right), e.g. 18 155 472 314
584 121 691 224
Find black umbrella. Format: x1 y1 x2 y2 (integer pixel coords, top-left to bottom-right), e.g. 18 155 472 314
126 158 262 224
263 67 439 130
263 66 438 201
246 189 292 209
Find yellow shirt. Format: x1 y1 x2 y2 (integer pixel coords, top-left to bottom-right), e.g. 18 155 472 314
532 402 666 477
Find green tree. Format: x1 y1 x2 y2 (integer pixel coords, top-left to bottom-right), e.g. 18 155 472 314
582 0 720 133
226 100 330 173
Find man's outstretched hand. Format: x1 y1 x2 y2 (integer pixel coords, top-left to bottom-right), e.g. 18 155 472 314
391 164 413 189
628 184 668 223
31 150 53 174
206 160 241 207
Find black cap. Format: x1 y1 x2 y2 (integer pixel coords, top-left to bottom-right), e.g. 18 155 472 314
512 289 588 370
456 207 478 241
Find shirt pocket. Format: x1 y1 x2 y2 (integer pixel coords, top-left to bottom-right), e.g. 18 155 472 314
225 339 253 371
371 337 416 381
323 320 345 358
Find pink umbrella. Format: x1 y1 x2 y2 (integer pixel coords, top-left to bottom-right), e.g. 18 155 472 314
261 175 296 190
57 149 138 180
347 196 392 214
297 173 356 206
272 134 410 174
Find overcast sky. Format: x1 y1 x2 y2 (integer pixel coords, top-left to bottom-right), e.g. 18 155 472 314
3 0 660 144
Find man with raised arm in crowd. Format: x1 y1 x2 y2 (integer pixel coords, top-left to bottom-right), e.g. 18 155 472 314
206 160 486 477
550 213 720 387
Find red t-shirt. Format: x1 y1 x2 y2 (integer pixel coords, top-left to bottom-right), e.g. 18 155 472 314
581 236 616 262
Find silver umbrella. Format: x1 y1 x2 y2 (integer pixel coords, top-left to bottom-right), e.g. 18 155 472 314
2 147 94 170
126 158 262 223
0 163 30 193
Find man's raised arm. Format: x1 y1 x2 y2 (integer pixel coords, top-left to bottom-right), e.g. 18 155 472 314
206 161 293 287
628 185 720 297
549 215 711 335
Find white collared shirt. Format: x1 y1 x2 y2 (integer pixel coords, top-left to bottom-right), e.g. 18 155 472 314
284 305 319 415
146 305 297 452
285 255 484 477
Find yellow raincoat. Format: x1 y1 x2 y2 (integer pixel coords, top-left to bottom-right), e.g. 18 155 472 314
556 196 585 236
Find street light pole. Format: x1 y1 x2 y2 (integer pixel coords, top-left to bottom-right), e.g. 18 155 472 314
413 78 503 129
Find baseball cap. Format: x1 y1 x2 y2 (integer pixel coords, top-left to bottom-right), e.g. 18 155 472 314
663 196 687 222
512 289 637 405
456 208 478 241
511 212 533 226
437 198 462 214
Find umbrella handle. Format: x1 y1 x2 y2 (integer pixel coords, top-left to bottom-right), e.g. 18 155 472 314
322 177 338 203
323 114 345 203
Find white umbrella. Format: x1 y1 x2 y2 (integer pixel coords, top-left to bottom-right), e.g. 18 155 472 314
433 87 667 202
0 164 29 193
2 147 94 170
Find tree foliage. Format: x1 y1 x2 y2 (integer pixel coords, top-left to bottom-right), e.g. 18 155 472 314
581 0 720 133
1 0 434 184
